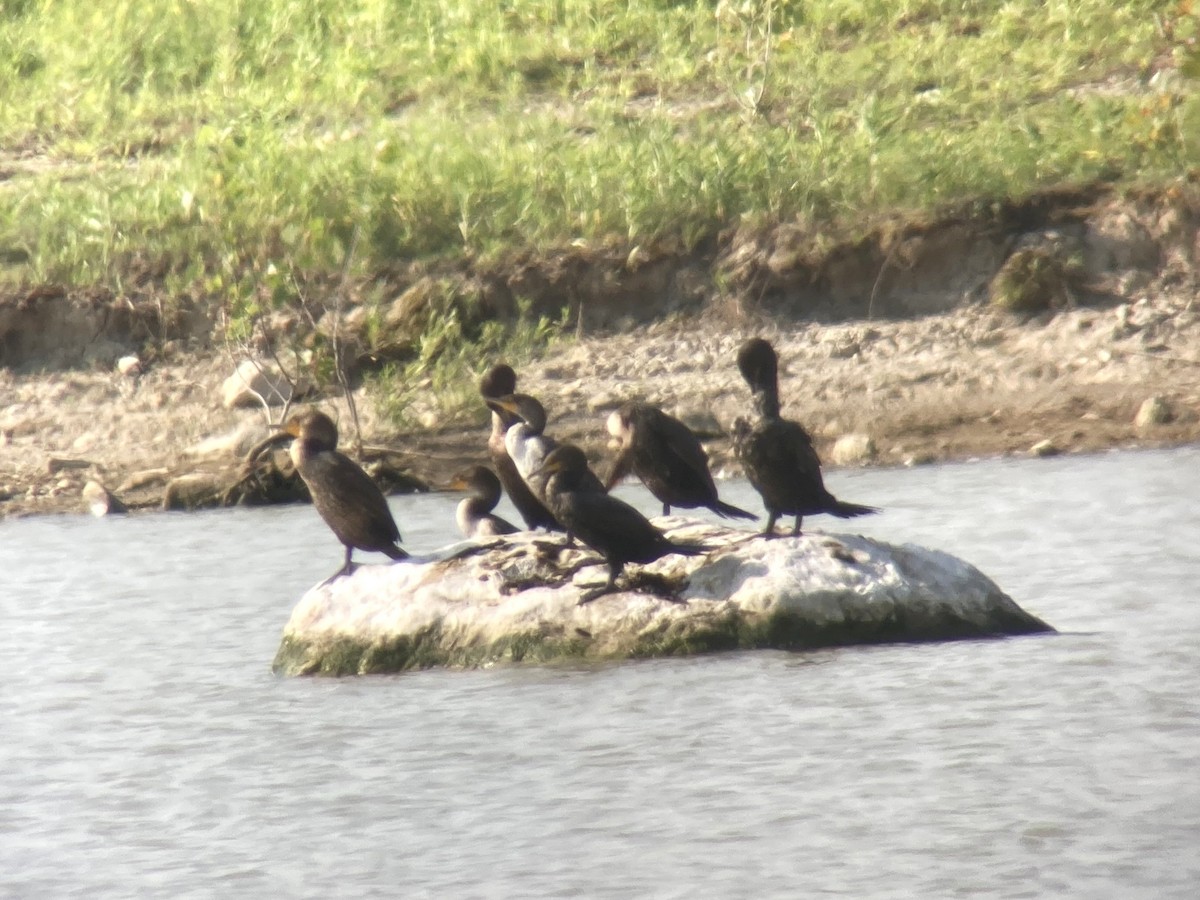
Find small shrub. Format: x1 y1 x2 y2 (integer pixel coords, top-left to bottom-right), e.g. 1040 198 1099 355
988 248 1068 314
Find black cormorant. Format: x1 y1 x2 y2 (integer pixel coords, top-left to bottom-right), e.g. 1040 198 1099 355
266 409 408 579
480 365 561 531
733 338 878 537
537 444 701 603
606 400 755 520
448 465 519 539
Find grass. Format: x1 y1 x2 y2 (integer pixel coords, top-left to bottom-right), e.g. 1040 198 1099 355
369 296 572 429
1 0 1197 360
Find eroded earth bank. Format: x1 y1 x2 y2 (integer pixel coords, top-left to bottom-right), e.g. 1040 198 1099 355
2 189 1199 518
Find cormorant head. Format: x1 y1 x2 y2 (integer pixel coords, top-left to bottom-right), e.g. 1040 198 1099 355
485 392 547 434
537 443 591 480
448 465 502 503
736 338 779 392
282 409 340 452
480 364 517 400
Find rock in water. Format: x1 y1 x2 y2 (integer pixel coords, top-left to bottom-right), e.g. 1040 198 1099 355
82 480 128 517
1134 395 1173 428
273 520 1053 676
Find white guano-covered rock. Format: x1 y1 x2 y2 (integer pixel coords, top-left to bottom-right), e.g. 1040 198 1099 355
273 520 1052 676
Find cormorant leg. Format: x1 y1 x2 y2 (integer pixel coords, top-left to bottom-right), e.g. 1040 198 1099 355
662 502 671 516
762 511 779 537
342 545 355 576
791 516 804 537
318 547 356 586
577 562 622 605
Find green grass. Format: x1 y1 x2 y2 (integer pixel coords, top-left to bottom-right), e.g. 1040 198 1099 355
369 296 571 429
1 0 1196 305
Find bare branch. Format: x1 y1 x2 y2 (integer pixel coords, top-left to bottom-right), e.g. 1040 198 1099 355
868 237 901 322
331 224 364 458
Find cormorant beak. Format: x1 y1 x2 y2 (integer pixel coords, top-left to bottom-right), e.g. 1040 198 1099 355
486 394 521 415
530 458 563 480
244 427 296 465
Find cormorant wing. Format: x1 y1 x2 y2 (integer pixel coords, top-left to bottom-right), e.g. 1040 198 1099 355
305 451 401 548
643 406 719 494
604 444 636 490
564 490 670 564
777 419 826 487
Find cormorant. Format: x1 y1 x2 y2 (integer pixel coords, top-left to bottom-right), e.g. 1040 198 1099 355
537 444 701 603
448 465 519 539
733 338 878 537
486 391 605 500
606 400 756 520
266 409 408 579
480 364 561 531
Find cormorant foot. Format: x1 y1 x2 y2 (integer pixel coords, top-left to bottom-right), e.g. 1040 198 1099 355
577 584 618 605
318 563 356 587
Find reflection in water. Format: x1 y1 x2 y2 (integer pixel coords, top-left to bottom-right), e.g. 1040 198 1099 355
2 446 1199 897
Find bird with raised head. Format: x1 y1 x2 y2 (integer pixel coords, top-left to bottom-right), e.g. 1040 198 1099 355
479 364 562 532
259 409 408 580
486 391 606 502
733 338 878 537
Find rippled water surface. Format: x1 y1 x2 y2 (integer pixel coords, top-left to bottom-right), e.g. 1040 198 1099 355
2 447 1199 898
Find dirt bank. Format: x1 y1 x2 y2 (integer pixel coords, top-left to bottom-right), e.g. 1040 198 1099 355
3 286 1199 519
2 189 1199 518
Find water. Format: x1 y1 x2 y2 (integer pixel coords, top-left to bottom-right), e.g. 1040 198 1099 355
2 446 1199 898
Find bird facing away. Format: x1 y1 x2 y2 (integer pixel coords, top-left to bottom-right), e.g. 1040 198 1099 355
480 364 561 532
448 465 519 539
271 409 408 580
606 400 755 521
733 338 878 537
537 444 701 603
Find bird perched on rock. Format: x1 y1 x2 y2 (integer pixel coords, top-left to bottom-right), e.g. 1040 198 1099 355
733 338 878 537
537 443 701 603
480 364 561 532
486 391 606 503
258 409 408 580
448 465 519 539
606 400 755 520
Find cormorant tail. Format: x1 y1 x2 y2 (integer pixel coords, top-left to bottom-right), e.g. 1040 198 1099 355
712 499 757 521
825 500 879 519
382 545 410 560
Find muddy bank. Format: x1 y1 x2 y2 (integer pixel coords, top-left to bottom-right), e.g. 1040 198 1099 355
2 188 1199 518
3 288 1200 519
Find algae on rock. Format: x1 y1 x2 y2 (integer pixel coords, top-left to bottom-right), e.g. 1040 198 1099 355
272 522 1052 676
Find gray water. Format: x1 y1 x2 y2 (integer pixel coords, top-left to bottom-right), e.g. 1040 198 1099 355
2 446 1199 899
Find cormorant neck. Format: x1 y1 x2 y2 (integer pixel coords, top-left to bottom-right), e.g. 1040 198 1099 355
518 397 546 435
461 495 489 517
753 385 781 420
546 465 585 494
290 435 328 468
489 409 507 436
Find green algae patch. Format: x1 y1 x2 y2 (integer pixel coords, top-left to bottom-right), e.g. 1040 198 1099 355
274 626 606 677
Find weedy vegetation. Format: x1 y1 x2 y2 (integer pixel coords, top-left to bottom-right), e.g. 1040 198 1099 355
1 0 1197 421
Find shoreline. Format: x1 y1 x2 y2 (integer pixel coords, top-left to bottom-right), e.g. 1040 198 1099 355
3 293 1200 520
